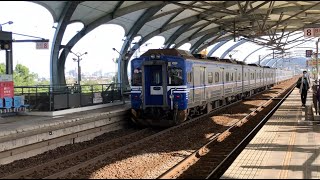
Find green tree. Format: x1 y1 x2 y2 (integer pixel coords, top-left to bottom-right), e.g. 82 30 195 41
13 64 38 86
0 63 5 74
0 63 39 86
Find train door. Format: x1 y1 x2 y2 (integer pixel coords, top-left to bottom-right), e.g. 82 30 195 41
193 67 200 104
220 67 224 97
234 68 237 93
260 69 262 87
247 68 250 90
200 67 206 102
254 69 257 89
187 69 194 104
142 62 167 108
235 68 241 93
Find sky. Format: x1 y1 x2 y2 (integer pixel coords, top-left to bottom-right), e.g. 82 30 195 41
0 1 314 79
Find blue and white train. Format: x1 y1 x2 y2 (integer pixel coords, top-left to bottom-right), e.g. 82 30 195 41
130 49 295 127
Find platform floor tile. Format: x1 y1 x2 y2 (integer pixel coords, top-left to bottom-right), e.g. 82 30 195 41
221 89 320 179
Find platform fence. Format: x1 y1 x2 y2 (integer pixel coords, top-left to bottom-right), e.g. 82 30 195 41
14 83 123 111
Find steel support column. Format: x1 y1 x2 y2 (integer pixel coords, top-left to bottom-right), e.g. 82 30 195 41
118 5 165 95
56 2 164 86
5 49 13 74
50 1 80 86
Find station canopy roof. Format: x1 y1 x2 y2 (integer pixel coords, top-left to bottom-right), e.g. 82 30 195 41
33 1 320 54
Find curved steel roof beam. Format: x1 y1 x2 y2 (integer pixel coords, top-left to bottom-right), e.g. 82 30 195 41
50 1 81 86
174 26 220 48
243 46 265 62
207 40 228 57
190 33 220 53
57 1 165 76
265 2 320 31
111 1 124 19
271 58 283 68
118 4 166 89
220 39 248 59
195 34 226 53
164 23 196 48
265 58 277 65
135 2 239 51
148 1 197 22
148 8 185 22
31 1 59 22
195 34 234 54
174 6 313 49
120 4 166 57
235 3 320 16
171 1 238 15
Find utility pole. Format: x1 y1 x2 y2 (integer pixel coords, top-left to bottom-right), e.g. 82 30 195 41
70 51 88 85
0 21 13 31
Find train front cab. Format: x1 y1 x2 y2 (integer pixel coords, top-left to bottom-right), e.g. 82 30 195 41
131 54 188 126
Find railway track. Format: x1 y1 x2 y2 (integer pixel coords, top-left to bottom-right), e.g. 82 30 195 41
0 128 157 179
157 82 295 179
2 89 266 179
0 79 296 179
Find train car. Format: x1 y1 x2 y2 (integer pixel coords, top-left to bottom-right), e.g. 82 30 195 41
130 49 294 127
262 66 276 89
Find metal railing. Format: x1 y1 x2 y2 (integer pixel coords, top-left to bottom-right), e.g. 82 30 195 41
14 83 123 111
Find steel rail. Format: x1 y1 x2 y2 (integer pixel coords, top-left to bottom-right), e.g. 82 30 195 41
157 80 295 179
40 84 275 179
206 83 295 179
0 128 151 179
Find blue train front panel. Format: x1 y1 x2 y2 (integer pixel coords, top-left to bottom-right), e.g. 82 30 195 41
144 64 164 106
130 54 188 125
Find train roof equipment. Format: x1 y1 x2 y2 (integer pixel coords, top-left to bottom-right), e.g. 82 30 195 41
140 49 250 65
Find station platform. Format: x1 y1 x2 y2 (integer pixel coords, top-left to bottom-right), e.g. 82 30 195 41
221 88 320 179
0 101 131 165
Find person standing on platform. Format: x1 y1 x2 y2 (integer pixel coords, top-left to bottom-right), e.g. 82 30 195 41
296 70 311 107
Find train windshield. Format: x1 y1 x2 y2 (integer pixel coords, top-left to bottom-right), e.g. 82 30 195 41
168 67 183 85
132 68 142 86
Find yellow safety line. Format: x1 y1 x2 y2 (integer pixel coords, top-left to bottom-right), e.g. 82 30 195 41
279 109 298 179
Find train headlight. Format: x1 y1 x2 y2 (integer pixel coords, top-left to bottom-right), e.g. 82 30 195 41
133 95 140 100
174 94 182 99
156 54 161 59
150 54 155 59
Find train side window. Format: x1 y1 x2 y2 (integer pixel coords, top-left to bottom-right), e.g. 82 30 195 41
132 68 142 86
238 73 241 81
152 70 161 85
226 72 230 82
215 72 219 83
168 67 183 85
187 72 192 83
200 67 205 85
208 72 213 84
